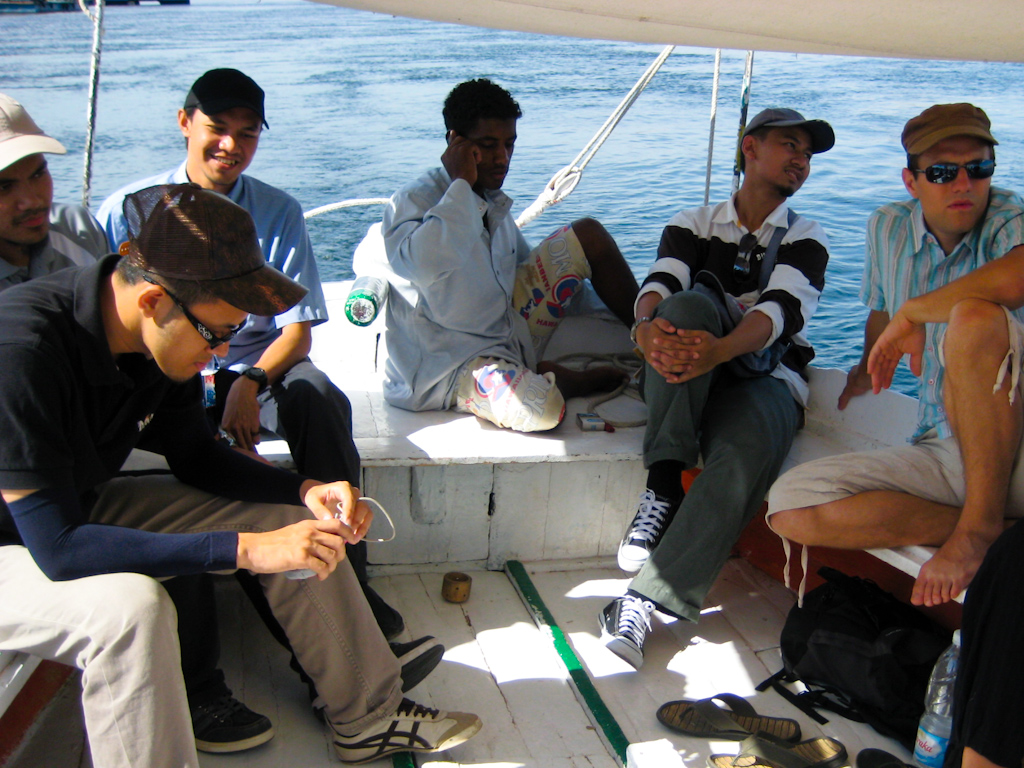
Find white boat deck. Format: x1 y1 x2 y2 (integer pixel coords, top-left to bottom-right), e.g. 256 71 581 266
197 558 912 768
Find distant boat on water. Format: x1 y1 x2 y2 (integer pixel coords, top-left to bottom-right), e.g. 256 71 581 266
0 0 75 12
0 0 187 10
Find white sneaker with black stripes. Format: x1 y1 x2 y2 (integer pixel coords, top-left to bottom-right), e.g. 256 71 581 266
332 698 482 764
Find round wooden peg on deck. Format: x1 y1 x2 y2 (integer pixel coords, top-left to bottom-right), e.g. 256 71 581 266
442 571 472 603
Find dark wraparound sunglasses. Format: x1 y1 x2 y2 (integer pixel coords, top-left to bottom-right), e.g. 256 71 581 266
143 276 241 349
733 232 761 279
912 160 996 185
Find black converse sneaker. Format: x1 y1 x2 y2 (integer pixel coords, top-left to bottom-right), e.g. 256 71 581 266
599 595 655 670
191 694 274 753
332 698 482 764
617 490 677 572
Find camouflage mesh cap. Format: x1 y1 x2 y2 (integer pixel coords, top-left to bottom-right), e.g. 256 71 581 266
122 183 307 317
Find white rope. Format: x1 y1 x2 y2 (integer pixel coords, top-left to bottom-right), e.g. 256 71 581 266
731 50 755 197
704 49 722 206
303 197 390 220
515 45 675 228
78 0 104 209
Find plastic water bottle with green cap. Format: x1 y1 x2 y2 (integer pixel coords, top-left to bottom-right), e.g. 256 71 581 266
344 276 388 326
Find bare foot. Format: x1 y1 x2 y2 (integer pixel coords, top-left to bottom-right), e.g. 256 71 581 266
537 362 628 399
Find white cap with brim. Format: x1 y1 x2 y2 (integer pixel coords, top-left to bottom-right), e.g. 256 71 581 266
0 93 67 172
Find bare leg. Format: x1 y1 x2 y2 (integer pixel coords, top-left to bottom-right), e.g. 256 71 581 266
571 217 639 327
912 299 1021 605
769 490 960 548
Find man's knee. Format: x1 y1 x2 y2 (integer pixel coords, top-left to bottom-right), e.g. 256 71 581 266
279 363 352 419
570 217 609 254
94 574 179 647
766 507 808 541
654 290 720 331
945 299 1010 359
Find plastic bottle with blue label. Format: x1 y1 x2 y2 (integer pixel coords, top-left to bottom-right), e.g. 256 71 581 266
913 629 961 768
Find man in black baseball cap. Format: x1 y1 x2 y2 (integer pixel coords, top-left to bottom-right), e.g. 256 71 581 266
97 69 411 750
0 183 481 766
183 68 269 129
741 107 835 156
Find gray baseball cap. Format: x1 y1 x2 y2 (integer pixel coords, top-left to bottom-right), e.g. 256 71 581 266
743 108 835 154
0 93 66 171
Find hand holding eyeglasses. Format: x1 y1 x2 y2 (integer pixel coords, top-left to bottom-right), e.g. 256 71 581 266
285 497 396 580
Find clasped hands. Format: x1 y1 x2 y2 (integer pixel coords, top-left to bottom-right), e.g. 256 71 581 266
636 316 725 384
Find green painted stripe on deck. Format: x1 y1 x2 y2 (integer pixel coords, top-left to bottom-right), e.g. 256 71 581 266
505 559 630 765
390 751 417 767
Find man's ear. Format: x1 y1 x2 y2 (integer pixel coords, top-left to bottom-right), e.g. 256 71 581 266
740 134 758 166
137 283 167 319
177 108 192 139
902 167 919 199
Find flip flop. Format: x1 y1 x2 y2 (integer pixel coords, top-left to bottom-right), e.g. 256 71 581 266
708 734 848 768
657 693 802 742
856 749 913 768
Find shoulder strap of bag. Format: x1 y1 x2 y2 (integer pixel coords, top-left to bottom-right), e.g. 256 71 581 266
758 208 798 293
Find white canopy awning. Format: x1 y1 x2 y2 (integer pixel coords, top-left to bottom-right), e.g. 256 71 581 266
308 0 1024 63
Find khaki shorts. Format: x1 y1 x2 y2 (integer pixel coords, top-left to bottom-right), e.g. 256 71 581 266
512 224 592 353
768 431 1024 520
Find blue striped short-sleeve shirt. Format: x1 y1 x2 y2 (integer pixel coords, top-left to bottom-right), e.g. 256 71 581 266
862 186 1024 440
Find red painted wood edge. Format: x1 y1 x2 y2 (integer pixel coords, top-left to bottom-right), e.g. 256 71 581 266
0 661 75 765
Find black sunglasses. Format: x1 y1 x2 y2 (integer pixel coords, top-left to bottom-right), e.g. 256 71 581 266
144 276 240 349
733 232 760 279
912 160 996 185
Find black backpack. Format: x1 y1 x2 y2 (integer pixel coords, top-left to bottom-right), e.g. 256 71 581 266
758 566 950 748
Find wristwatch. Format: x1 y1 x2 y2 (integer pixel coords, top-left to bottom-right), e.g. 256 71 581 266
630 316 652 346
242 366 268 392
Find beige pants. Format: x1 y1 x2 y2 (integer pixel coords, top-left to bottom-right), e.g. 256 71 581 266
0 475 403 768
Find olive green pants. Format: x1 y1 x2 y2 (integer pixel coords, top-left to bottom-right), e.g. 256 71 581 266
630 291 802 621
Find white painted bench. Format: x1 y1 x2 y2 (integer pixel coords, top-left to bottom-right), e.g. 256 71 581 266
284 281 940 575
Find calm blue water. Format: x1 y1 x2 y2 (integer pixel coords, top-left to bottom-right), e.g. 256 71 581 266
4 0 1024 394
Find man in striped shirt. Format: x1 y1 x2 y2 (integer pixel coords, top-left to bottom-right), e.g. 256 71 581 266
769 104 1024 609
600 108 835 669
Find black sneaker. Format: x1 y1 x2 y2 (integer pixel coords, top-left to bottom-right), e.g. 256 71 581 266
191 694 274 753
332 697 481 764
599 595 655 670
393 636 445 692
362 582 405 640
617 490 677 573
312 636 447 723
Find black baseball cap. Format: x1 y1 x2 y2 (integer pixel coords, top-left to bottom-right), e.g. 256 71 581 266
122 184 306 316
743 108 835 154
183 68 269 128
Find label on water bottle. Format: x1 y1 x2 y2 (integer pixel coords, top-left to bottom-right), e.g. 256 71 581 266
201 368 217 408
913 726 950 768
